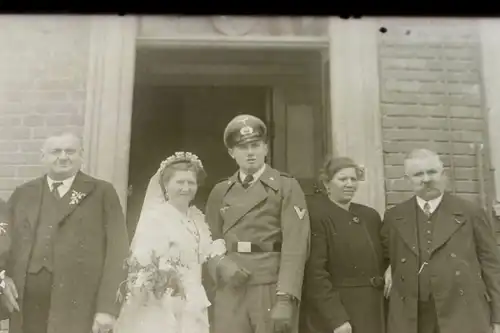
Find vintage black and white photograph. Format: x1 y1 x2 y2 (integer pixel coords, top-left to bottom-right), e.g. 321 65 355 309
0 14 498 333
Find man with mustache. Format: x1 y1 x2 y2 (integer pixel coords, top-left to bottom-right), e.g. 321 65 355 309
205 114 310 333
381 148 500 333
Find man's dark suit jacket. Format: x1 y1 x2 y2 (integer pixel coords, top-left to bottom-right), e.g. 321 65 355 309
0 171 129 333
381 192 500 333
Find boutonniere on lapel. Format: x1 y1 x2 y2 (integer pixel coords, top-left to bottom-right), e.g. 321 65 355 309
220 206 230 214
69 190 87 205
0 222 7 236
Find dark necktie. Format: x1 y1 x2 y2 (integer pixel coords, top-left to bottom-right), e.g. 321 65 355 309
52 182 63 199
423 202 431 218
242 174 254 189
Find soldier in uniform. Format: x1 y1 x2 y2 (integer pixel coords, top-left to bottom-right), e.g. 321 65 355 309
205 114 310 333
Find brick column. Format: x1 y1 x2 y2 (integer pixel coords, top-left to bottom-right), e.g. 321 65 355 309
328 18 386 214
480 19 500 203
83 16 137 211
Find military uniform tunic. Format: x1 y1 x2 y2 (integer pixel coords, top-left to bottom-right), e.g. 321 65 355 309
205 165 310 333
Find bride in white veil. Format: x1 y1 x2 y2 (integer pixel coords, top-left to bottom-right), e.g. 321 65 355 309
114 152 226 333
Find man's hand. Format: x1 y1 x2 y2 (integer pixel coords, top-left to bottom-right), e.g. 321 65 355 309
91 313 116 333
217 256 251 288
270 294 295 333
384 265 392 299
0 275 19 313
333 321 352 333
492 323 500 333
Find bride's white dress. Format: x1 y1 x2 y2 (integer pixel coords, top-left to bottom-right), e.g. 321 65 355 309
113 171 224 333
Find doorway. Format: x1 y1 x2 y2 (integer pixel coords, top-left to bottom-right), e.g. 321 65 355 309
126 85 270 235
126 46 328 237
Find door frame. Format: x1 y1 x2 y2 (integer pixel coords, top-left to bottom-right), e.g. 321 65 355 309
83 16 387 216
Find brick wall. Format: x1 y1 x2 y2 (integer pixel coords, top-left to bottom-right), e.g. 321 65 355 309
0 16 90 202
378 20 489 207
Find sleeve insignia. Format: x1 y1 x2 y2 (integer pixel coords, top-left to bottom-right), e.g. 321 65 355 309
294 205 307 220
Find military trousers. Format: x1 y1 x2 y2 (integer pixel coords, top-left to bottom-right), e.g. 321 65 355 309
23 268 53 333
213 282 298 333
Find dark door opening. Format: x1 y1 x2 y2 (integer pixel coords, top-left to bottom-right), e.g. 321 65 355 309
126 85 269 237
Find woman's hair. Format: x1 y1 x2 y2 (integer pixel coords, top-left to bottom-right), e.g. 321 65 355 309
318 155 361 184
159 161 207 195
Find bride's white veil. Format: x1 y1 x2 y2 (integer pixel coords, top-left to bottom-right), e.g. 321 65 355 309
129 167 167 263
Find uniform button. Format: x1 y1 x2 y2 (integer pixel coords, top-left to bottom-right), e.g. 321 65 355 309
427 220 431 224
401 258 407 263
459 289 464 295
450 253 457 258
456 271 461 276
400 276 405 281
426 230 431 234
427 240 431 244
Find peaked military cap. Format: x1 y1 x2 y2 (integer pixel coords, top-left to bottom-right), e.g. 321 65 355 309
223 114 267 148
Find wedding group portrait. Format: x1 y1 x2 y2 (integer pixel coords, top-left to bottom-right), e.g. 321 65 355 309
0 14 499 333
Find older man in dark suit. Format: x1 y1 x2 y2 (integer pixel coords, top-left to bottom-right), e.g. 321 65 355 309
0 132 129 333
381 148 500 333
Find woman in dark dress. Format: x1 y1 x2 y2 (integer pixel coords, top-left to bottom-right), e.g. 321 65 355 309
300 157 388 333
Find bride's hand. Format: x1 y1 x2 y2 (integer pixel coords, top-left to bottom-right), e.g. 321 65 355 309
166 270 185 299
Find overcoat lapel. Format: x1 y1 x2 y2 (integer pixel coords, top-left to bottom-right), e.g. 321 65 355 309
430 193 465 255
25 177 45 231
55 171 96 226
392 198 419 256
221 166 278 234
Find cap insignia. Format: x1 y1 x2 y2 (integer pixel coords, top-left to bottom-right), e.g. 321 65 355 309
240 126 254 135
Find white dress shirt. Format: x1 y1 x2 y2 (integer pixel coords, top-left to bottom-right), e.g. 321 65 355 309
46 175 76 198
239 164 266 187
416 194 443 215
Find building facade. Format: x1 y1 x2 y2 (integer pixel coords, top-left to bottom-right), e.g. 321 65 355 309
1 14 500 332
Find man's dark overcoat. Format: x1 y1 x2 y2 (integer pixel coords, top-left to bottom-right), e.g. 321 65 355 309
381 192 500 333
0 171 129 333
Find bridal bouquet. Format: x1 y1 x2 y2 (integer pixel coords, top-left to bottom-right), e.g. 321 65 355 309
117 250 186 303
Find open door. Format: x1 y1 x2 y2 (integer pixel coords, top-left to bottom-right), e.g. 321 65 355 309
269 52 329 195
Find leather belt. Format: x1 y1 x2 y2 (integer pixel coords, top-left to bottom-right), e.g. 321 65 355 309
228 241 282 253
332 276 384 290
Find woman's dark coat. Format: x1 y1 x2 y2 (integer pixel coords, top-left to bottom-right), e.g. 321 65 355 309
300 193 388 333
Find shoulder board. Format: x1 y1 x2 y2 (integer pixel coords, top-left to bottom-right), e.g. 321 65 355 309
279 172 294 178
216 177 229 184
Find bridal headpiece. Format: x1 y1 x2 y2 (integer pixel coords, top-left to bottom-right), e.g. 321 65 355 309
158 151 204 173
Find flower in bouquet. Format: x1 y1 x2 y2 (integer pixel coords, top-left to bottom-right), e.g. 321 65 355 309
117 249 186 303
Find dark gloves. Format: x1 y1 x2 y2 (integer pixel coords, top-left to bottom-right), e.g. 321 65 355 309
271 294 296 333
216 256 251 287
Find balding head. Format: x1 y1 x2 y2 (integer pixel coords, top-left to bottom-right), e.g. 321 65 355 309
404 148 443 175
41 132 84 180
42 132 83 154
404 148 446 200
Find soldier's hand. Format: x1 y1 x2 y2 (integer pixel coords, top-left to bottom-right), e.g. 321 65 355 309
333 321 352 333
217 256 251 287
270 294 295 333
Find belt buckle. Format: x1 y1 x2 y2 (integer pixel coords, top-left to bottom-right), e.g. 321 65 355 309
370 276 384 289
237 241 252 253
